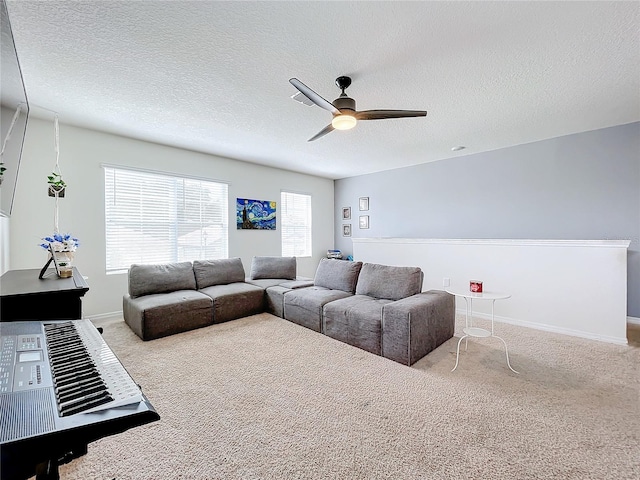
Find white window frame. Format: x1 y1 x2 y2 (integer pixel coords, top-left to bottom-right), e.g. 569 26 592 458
104 165 228 273
281 191 312 257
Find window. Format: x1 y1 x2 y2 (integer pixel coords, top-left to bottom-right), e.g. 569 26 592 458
104 166 228 273
281 191 312 257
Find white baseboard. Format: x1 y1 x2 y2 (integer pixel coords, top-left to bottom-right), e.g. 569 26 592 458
455 308 628 345
628 316 640 326
85 311 123 322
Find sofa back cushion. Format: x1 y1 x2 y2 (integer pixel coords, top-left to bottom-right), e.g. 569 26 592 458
314 258 363 293
356 263 423 301
128 261 196 298
193 258 246 289
250 256 296 280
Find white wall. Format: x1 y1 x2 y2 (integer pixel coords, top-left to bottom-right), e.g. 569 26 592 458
8 116 334 318
0 215 9 274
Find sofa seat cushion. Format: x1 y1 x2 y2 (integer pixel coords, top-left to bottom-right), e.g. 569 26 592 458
250 256 296 280
356 263 423 301
199 282 265 323
123 290 213 340
250 279 315 317
280 278 314 289
245 278 314 290
193 258 246 289
313 259 363 293
283 286 352 332
323 295 393 355
128 261 196 298
244 278 288 289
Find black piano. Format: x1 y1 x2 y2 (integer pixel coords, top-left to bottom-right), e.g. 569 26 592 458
0 319 160 480
0 268 90 322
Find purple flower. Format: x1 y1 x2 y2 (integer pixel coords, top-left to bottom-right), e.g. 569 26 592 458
40 233 80 251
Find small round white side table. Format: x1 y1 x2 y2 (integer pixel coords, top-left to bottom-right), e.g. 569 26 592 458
446 290 518 373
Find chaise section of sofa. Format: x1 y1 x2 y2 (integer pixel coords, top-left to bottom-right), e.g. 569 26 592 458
123 262 213 340
283 258 362 332
322 262 455 366
323 263 423 357
194 258 265 323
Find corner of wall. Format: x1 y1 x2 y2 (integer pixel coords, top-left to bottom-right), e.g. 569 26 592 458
0 215 9 274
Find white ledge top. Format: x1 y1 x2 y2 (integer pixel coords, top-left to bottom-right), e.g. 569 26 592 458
350 238 631 248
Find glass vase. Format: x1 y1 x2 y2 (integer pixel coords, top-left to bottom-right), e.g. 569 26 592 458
55 250 74 278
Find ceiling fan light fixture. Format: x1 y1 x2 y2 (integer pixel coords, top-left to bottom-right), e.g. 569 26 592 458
289 76 427 141
331 114 357 130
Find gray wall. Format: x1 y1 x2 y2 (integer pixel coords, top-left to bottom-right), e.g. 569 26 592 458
335 122 640 318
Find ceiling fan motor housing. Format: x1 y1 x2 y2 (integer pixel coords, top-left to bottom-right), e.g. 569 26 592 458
333 76 355 112
333 95 356 112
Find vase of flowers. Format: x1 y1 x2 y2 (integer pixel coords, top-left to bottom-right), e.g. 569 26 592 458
40 233 79 278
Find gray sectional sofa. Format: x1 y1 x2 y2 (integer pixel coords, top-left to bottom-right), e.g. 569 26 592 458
123 256 454 366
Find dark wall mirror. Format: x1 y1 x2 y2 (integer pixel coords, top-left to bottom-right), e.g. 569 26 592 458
1 0 29 217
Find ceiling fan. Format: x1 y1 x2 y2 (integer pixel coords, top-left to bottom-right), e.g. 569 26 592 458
289 76 427 141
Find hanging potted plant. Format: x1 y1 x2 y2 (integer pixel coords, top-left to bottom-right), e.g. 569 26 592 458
47 171 66 197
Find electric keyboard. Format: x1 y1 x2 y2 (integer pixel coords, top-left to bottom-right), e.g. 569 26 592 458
0 319 159 480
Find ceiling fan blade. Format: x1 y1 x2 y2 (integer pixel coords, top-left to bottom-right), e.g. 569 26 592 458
355 110 427 120
289 78 340 115
308 124 334 142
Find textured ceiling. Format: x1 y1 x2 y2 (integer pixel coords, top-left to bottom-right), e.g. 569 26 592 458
5 1 640 180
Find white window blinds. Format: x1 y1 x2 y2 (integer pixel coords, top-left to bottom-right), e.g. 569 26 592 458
281 191 312 257
104 166 228 272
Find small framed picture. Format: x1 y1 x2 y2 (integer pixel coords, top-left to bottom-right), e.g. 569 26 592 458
39 243 60 279
50 246 61 276
342 206 351 220
343 224 351 237
359 197 369 211
359 215 369 229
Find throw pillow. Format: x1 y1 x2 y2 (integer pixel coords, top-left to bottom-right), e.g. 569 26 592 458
128 261 196 298
355 263 423 301
314 258 363 293
250 256 296 280
193 258 246 289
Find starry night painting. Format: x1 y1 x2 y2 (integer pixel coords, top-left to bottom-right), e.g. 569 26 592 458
236 198 277 230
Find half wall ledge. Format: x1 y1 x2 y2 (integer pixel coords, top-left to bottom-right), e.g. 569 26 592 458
352 238 631 344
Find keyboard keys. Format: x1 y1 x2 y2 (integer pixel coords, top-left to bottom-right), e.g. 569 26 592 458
44 321 113 416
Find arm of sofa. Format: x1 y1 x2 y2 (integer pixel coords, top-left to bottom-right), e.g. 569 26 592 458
381 290 455 366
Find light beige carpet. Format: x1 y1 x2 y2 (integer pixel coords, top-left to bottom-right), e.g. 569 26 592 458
51 314 638 479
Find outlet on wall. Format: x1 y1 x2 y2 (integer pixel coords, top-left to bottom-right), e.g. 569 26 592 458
443 277 450 287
